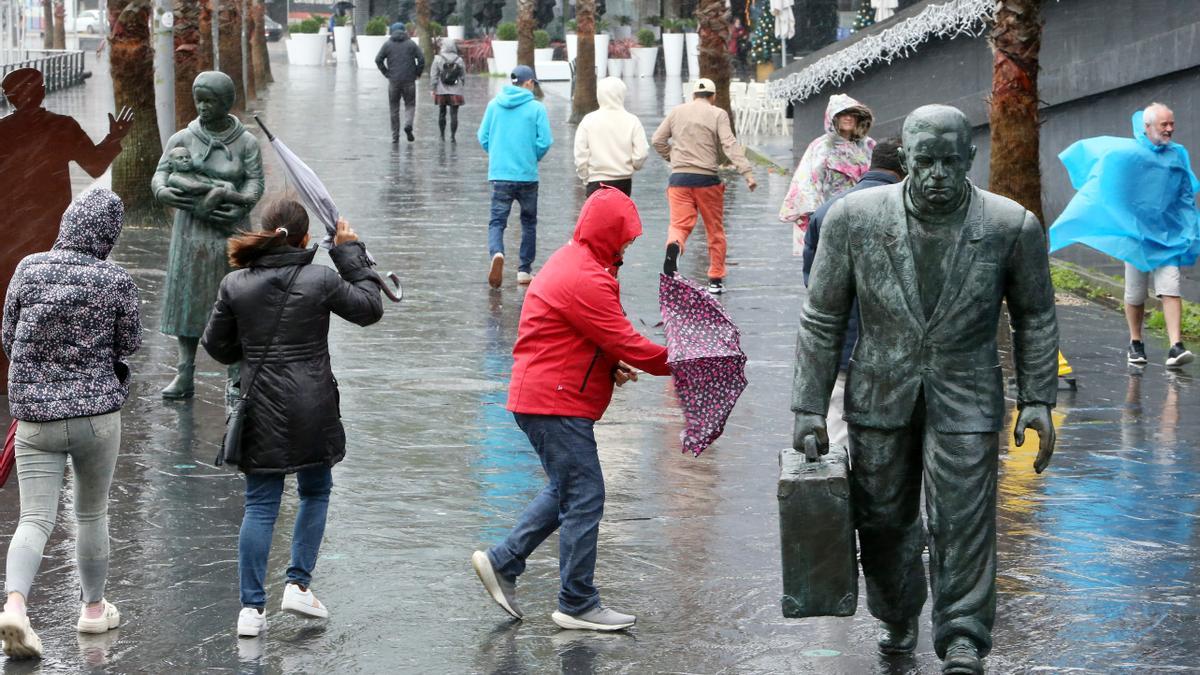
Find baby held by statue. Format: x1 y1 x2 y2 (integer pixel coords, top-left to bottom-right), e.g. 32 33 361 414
165 147 254 216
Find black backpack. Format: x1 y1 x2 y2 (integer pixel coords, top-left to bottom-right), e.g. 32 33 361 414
440 58 463 86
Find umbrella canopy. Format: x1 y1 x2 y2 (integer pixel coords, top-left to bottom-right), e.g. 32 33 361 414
771 0 796 41
659 273 748 457
254 115 402 302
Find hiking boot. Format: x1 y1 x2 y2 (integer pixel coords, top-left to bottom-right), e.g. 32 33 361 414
517 271 534 285
281 582 329 619
405 126 415 142
76 600 120 634
663 242 680 276
471 551 523 619
0 611 41 659
1166 342 1194 368
161 366 195 399
551 606 635 632
707 278 725 295
1127 340 1147 365
488 253 505 289
237 607 266 638
941 636 983 674
877 617 918 654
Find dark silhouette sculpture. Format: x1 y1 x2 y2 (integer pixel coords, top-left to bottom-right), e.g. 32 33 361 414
151 71 264 401
791 104 1059 675
0 68 133 394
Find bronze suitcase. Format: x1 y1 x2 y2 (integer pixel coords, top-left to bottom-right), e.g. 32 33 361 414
778 444 858 617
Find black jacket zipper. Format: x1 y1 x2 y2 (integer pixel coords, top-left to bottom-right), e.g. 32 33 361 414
579 348 602 393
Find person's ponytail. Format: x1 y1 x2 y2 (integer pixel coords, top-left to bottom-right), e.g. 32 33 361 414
227 198 310 268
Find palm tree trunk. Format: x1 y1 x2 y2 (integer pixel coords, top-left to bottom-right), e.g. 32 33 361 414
569 0 597 124
251 0 271 86
416 0 432 70
697 0 732 124
174 0 210 128
41 0 53 48
217 0 244 110
52 0 65 49
517 0 534 67
988 0 1043 223
240 0 254 104
108 0 165 223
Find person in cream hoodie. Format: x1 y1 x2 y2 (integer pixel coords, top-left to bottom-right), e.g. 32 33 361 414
574 77 649 197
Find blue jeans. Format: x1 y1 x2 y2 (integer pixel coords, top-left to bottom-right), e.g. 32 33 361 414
488 181 538 273
488 414 604 615
238 466 333 608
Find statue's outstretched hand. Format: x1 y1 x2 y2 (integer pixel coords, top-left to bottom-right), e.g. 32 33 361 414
1014 403 1056 474
156 186 194 210
108 106 134 141
793 412 828 461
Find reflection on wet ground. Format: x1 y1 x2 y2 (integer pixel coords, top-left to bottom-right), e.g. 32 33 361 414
0 47 1197 673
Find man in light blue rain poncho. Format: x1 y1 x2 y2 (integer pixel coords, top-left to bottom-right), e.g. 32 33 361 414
1050 103 1199 368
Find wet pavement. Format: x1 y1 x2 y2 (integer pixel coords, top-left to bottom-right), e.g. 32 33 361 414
1 45 1199 673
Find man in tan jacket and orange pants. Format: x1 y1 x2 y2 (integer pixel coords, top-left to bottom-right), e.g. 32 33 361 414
651 78 757 294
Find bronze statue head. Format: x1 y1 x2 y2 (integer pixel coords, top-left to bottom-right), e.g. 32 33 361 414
899 104 976 212
192 71 237 125
1 68 45 110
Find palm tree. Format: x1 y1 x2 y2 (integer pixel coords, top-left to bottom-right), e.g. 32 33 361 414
696 0 732 123
569 0 597 124
217 0 245 110
173 0 210 128
107 0 164 223
41 0 53 48
987 0 1043 222
416 0 433 70
517 0 534 68
52 0 66 49
251 0 272 86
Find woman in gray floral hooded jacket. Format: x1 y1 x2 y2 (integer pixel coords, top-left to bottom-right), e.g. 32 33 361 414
0 188 141 659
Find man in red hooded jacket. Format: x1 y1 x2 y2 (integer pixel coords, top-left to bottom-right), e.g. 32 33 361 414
472 187 670 631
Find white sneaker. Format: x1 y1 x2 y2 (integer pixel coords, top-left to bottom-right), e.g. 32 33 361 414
517 271 534 285
488 253 505 288
76 600 120 634
237 607 266 638
0 611 42 659
551 605 636 631
281 582 329 619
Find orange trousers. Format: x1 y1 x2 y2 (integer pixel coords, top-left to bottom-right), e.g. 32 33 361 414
666 184 727 280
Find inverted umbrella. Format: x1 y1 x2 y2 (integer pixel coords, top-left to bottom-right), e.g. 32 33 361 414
659 273 749 457
254 115 402 302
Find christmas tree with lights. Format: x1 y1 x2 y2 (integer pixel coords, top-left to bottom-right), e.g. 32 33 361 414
853 3 875 31
750 0 779 65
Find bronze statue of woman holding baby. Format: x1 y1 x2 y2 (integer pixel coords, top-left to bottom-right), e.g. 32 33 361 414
151 71 264 400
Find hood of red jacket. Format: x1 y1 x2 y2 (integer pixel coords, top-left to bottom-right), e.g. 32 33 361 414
572 186 642 268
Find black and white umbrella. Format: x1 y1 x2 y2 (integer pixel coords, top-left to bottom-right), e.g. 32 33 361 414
255 115 402 302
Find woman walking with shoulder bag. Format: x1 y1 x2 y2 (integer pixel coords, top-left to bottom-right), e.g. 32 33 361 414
0 189 141 659
201 199 383 638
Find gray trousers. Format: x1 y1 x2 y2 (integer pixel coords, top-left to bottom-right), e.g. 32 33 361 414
5 411 121 603
388 80 417 138
849 405 998 660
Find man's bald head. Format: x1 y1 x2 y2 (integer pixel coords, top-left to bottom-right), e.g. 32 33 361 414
902 104 972 147
899 104 976 211
1 68 45 110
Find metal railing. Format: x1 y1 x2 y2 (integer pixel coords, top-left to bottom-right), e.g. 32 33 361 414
1 49 87 106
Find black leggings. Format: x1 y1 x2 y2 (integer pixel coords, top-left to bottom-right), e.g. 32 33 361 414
438 104 459 136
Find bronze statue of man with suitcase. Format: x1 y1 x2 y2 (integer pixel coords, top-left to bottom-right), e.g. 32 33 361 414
791 104 1059 675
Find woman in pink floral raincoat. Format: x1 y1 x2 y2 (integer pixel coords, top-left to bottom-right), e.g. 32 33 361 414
778 94 875 255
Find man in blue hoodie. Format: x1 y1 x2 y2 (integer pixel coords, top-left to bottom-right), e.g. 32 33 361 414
478 65 554 288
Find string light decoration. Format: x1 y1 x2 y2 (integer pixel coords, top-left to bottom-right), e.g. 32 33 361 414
750 0 779 65
768 0 991 102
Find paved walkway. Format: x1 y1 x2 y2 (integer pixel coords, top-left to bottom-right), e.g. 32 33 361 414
1 45 1198 673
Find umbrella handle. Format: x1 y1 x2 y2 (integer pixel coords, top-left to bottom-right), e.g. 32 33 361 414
372 270 403 303
252 114 276 142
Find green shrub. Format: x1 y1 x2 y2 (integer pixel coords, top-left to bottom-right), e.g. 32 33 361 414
447 13 462 24
678 18 697 31
566 19 577 32
660 18 678 33
429 20 443 36
365 16 389 35
645 15 662 27
496 21 518 40
534 29 550 48
616 15 633 26
598 18 610 31
294 18 323 34
288 22 303 33
333 14 350 27
636 28 656 47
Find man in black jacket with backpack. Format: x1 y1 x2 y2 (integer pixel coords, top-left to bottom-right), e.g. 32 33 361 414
375 23 426 143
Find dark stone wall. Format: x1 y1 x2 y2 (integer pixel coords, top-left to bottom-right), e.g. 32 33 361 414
777 0 1200 287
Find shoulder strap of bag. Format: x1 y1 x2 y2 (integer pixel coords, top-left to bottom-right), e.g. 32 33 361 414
241 264 303 399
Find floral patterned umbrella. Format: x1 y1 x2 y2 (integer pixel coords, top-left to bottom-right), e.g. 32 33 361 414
659 273 749 457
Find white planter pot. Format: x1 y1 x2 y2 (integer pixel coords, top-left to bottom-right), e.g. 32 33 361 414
662 32 683 77
446 25 464 41
333 26 353 63
632 46 658 78
534 47 554 62
487 57 495 72
593 33 609 79
356 35 389 64
566 33 577 62
288 33 327 66
607 58 622 77
492 40 518 74
685 32 700 79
